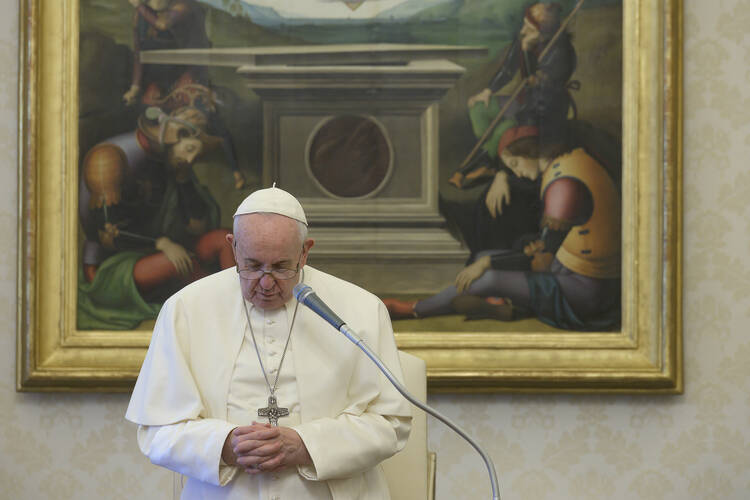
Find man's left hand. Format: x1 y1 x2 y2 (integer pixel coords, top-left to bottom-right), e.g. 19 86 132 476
122 84 140 106
231 422 312 474
467 87 492 108
127 0 143 8
486 171 510 218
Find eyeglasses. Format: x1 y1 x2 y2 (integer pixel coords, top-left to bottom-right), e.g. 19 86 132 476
236 263 300 281
235 246 305 281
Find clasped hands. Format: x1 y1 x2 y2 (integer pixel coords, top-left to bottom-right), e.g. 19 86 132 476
223 422 312 475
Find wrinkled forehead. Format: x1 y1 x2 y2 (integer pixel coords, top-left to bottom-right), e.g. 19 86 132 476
233 213 302 248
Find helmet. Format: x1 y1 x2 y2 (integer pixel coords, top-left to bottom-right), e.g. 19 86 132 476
82 144 127 209
525 3 563 37
137 105 222 154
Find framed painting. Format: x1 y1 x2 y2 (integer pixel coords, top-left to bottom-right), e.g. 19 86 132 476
17 0 682 392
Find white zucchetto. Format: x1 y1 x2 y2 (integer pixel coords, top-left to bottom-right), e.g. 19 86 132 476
233 186 307 225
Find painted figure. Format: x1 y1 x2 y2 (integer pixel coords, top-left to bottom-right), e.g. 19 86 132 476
451 2 578 188
78 97 235 329
385 125 621 330
123 0 210 107
447 2 579 264
123 0 246 189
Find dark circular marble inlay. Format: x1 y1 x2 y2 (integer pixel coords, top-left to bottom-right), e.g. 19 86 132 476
308 115 391 198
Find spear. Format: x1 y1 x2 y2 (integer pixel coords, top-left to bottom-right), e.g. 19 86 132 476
102 198 156 243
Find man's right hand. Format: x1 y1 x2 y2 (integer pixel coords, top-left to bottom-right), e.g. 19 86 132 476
448 171 465 189
523 239 545 257
467 87 492 108
227 422 313 474
155 237 193 276
127 0 143 7
455 255 491 293
222 428 240 466
98 222 120 249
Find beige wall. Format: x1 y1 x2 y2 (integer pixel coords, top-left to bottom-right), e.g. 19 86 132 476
2 1 749 498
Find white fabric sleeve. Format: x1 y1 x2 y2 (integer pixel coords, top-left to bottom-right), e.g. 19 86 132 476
126 296 205 426
293 413 410 481
292 300 412 481
136 420 239 486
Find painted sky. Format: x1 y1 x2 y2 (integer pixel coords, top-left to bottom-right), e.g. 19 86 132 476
244 0 412 19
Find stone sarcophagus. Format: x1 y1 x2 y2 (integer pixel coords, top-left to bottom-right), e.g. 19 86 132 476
142 44 486 293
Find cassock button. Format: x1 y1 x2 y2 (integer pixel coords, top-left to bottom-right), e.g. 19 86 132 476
268 337 276 344
269 351 277 356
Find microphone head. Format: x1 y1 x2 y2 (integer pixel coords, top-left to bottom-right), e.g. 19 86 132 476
293 283 313 302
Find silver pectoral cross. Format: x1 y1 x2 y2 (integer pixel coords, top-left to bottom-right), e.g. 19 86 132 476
258 394 289 426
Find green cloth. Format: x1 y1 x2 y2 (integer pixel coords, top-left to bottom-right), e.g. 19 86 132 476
525 272 620 331
77 175 221 330
77 251 161 330
468 97 517 159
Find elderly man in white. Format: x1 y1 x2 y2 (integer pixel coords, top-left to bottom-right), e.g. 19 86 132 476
126 186 411 499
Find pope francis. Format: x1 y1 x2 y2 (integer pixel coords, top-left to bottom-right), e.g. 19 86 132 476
126 187 412 499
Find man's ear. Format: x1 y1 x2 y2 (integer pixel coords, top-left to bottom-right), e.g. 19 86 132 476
226 233 237 260
300 238 315 267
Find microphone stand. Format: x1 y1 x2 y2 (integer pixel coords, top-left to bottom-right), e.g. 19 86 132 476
338 324 501 500
294 285 501 500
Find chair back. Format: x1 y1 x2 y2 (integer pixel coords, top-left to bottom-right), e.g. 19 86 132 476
381 350 433 500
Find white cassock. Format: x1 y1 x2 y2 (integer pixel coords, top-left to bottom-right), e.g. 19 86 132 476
126 266 412 499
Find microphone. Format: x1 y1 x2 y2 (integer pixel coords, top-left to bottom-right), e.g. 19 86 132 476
293 282 501 500
293 284 346 331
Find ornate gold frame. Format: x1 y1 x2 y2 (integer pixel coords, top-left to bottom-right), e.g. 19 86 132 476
17 0 682 392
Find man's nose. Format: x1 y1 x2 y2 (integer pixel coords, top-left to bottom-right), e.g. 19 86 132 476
259 272 276 290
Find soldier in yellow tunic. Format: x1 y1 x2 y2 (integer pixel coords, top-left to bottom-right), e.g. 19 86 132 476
384 126 620 330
